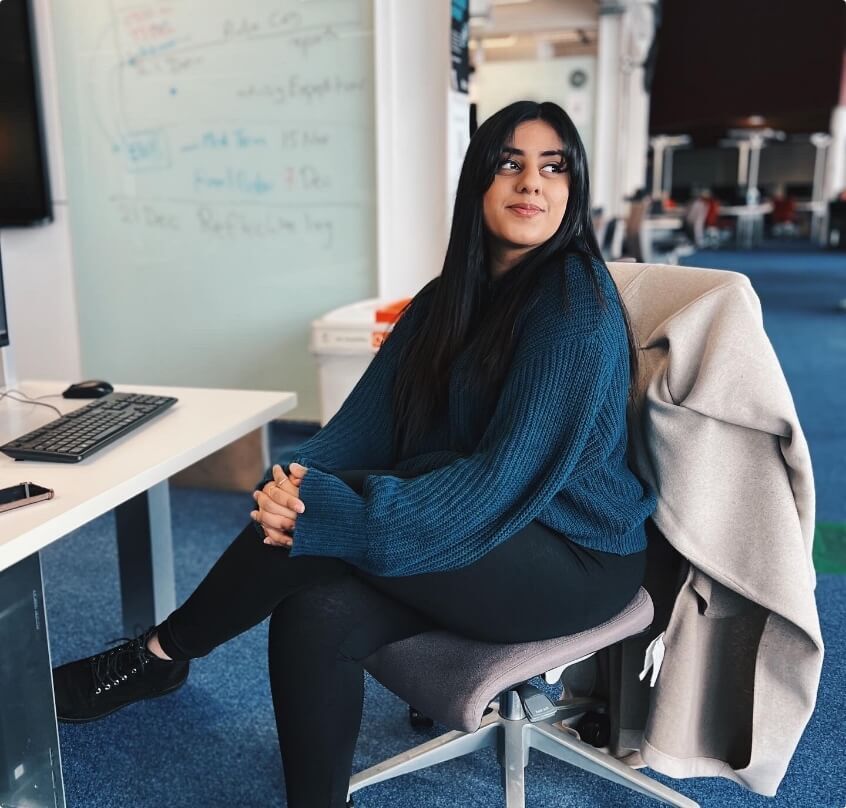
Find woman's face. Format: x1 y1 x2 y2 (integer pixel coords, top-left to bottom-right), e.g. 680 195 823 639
482 119 570 273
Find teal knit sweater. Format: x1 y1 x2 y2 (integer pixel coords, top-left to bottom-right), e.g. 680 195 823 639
288 255 656 576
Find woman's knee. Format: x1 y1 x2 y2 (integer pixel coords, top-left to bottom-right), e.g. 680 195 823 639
267 576 432 664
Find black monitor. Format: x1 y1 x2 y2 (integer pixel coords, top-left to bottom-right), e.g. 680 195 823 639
0 248 8 348
0 0 52 226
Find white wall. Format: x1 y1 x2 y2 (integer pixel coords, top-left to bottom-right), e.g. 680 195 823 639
474 56 597 173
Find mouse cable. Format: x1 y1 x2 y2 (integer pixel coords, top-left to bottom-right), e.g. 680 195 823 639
0 389 63 417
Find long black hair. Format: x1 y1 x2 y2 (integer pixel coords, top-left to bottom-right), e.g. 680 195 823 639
391 100 640 459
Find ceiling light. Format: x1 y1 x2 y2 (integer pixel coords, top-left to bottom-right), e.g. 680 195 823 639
481 35 519 48
539 31 582 43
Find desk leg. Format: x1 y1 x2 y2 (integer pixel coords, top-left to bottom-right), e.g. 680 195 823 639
0 554 65 808
115 481 176 637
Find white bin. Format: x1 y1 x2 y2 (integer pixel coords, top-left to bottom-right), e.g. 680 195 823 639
310 298 404 425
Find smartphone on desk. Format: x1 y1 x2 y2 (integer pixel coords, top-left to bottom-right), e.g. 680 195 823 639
0 482 54 514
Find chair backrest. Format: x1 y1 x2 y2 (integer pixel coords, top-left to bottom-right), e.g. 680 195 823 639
624 198 650 239
605 260 753 466
683 198 708 246
599 217 625 261
606 259 814 557
607 260 746 371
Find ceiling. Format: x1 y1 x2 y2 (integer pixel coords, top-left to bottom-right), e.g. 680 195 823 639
469 0 600 60
470 0 599 34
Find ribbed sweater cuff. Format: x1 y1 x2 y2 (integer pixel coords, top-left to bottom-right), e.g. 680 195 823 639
289 467 370 564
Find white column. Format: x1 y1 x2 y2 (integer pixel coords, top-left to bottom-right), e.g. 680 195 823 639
808 133 832 245
620 1 655 202
648 134 689 204
810 133 831 203
826 50 846 200
594 5 623 218
594 0 656 219
736 141 751 186
650 138 665 198
827 106 846 198
374 0 464 301
747 137 763 205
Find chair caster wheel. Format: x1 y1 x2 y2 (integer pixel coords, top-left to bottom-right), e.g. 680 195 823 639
575 710 610 747
409 705 434 728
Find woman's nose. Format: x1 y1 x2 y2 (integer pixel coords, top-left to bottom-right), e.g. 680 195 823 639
516 171 541 194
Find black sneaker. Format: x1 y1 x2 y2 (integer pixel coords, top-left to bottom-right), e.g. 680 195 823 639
52 628 189 723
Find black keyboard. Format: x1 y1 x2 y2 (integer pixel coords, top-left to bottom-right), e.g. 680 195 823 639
1 393 178 463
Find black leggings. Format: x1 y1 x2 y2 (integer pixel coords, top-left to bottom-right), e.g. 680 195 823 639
156 470 646 808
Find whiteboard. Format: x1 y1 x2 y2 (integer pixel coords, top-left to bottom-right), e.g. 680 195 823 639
50 0 376 420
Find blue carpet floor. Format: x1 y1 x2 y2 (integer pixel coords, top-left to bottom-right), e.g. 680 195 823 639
44 242 846 806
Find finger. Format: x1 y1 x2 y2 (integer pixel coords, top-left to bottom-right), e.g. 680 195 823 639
270 466 300 493
254 508 297 532
273 475 301 497
282 468 302 490
264 486 305 514
262 525 292 548
253 510 293 547
256 490 301 518
289 462 309 480
261 481 299 510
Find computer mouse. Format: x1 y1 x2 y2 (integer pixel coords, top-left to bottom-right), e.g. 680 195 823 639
62 379 114 399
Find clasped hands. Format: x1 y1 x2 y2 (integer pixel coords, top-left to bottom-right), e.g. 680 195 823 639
251 462 308 548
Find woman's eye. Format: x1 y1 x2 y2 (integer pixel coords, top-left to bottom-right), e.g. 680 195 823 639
542 163 567 174
498 159 520 171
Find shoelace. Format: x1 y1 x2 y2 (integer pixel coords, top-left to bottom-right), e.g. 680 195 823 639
90 632 154 696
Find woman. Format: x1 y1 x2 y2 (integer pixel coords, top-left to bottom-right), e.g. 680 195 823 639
54 100 656 807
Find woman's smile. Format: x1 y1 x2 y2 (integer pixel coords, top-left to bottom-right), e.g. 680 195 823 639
507 203 545 217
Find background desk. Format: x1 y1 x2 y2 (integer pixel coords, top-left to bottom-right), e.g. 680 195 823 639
641 214 685 262
718 202 774 248
0 381 296 808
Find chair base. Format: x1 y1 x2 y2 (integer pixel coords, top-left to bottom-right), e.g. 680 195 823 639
349 694 699 808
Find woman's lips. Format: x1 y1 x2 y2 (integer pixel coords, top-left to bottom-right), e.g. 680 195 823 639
508 204 544 217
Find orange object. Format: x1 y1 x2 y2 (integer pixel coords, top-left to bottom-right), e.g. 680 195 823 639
375 298 412 324
772 196 797 224
705 198 720 228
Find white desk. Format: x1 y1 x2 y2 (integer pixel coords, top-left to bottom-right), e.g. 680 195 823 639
641 215 685 262
0 381 296 808
719 202 773 248
795 200 828 245
642 214 684 231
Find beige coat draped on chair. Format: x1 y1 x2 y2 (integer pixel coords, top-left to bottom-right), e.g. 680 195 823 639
606 261 823 796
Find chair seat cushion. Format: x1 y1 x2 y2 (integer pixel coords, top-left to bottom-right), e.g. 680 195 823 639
363 587 654 733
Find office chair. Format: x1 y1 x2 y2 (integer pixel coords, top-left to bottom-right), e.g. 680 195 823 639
353 585 697 807
623 195 652 262
348 262 713 807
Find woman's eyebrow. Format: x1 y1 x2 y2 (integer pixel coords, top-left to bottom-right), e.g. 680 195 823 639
502 147 565 158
